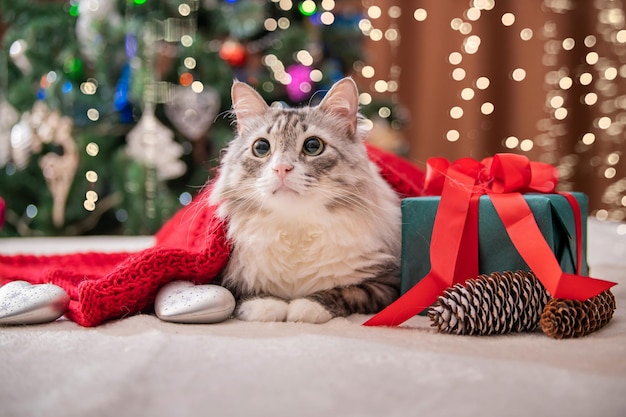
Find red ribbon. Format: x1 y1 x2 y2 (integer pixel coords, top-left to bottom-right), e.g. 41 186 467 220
364 154 616 327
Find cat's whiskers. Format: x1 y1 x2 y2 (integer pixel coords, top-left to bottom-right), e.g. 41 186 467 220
314 187 375 215
219 183 271 216
326 170 403 211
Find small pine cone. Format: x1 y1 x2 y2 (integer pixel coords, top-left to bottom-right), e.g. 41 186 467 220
428 270 550 335
540 290 616 339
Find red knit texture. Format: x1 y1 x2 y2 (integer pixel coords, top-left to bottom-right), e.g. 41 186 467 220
0 144 424 326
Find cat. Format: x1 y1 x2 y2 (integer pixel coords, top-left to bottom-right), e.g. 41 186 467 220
208 77 401 323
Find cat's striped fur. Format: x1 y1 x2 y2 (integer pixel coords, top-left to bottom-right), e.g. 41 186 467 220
209 78 401 323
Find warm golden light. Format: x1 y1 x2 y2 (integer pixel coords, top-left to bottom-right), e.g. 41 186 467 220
388 6 401 18
512 68 526 81
361 65 375 78
370 29 383 41
481 102 494 115
562 38 575 50
450 106 464 119
476 77 490 89
85 170 98 183
414 9 427 21
520 28 533 40
461 88 475 100
452 68 466 81
501 13 515 26
550 96 564 108
86 142 99 156
87 108 100 121
520 139 534 151
264 18 278 31
448 52 462 65
368 6 382 19
321 12 335 25
582 133 596 145
446 129 460 142
505 136 519 148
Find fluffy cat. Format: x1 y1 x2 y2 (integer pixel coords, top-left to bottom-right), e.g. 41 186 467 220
209 78 401 323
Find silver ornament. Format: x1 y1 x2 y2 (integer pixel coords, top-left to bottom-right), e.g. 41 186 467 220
0 281 70 325
155 281 236 324
164 85 220 141
126 107 186 180
10 119 34 170
9 39 32 74
0 100 19 167
8 101 52 170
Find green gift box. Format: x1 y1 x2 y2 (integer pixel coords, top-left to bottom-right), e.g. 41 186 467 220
400 193 589 295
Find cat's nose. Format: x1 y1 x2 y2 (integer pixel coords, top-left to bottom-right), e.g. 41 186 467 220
273 162 294 180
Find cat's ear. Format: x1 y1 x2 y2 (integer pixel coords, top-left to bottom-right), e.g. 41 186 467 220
231 80 269 135
319 77 359 136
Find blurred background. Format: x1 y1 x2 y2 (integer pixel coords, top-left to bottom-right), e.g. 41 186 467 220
0 0 624 237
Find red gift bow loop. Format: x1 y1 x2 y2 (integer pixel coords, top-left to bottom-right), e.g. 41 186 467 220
424 154 557 195
481 154 559 194
424 157 484 195
482 153 533 193
423 157 450 196
365 154 616 327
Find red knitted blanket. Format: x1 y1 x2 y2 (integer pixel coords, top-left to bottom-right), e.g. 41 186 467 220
0 144 425 326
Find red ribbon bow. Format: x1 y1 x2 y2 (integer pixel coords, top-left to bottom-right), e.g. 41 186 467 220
365 154 616 327
424 153 558 195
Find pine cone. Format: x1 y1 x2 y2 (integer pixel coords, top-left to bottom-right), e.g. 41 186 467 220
428 270 550 335
540 290 616 339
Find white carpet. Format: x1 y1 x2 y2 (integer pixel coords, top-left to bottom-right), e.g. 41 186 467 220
1 219 625 417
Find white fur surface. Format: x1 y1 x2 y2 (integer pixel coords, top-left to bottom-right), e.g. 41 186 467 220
237 298 289 322
221 186 399 299
286 298 333 323
236 297 334 323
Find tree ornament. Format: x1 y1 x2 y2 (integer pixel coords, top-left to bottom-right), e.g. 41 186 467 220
0 281 69 325
540 290 616 339
76 0 123 64
0 100 19 167
126 105 186 180
286 64 313 102
219 39 247 67
428 270 550 335
39 114 79 228
164 85 220 141
10 118 35 170
9 101 79 227
8 39 32 74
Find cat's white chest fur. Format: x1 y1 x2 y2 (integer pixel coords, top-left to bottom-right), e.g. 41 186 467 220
221 200 399 299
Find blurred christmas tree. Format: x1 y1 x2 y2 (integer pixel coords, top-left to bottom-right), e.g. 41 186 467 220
0 0 391 236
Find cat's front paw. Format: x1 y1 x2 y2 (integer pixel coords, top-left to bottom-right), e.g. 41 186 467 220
236 297 289 322
286 299 333 324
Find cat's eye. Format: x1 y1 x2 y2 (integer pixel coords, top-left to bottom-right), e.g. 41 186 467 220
302 137 324 156
252 139 271 158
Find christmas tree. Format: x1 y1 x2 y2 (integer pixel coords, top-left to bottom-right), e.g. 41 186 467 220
1 0 389 236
